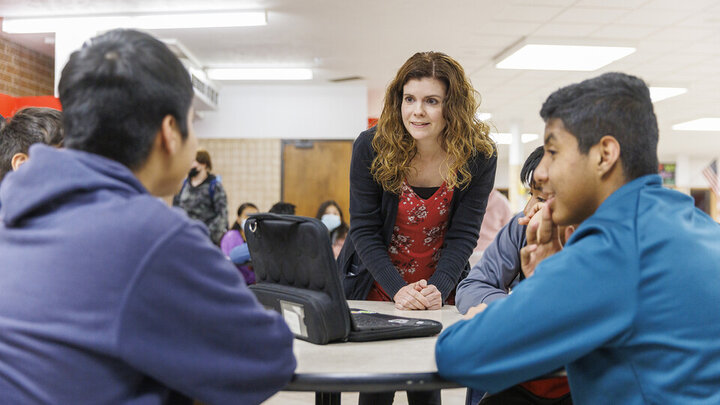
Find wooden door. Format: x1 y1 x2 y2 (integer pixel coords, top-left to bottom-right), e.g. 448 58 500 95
282 140 353 222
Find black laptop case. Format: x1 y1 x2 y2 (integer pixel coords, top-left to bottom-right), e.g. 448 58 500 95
246 213 442 345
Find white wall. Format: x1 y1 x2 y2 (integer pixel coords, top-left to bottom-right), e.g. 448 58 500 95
659 154 720 189
193 83 368 140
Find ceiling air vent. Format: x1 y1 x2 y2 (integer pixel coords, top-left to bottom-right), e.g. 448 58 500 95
329 76 364 83
162 39 219 111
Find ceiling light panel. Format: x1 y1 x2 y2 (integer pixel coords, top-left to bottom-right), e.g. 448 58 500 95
490 133 539 144
496 44 636 71
206 68 313 81
1 11 267 34
672 118 720 131
649 87 688 102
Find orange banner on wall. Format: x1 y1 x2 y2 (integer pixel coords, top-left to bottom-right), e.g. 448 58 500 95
0 94 61 119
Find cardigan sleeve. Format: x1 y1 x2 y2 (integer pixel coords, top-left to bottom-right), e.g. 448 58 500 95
429 152 497 301
347 129 407 298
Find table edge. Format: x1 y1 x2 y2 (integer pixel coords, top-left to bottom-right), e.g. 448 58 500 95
284 372 463 393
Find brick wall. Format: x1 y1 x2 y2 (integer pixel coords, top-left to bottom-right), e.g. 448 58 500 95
0 37 54 96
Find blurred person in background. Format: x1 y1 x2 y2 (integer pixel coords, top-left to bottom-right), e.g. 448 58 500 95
315 199 348 234
221 202 259 284
173 149 228 245
269 201 296 215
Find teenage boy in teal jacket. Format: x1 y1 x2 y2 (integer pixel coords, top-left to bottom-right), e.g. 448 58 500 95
436 72 720 404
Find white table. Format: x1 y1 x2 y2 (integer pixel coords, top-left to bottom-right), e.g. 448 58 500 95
284 300 464 404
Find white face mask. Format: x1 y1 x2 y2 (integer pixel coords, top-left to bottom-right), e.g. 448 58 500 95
241 218 248 231
321 214 342 232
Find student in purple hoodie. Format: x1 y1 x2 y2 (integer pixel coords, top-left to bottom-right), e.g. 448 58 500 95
0 29 295 404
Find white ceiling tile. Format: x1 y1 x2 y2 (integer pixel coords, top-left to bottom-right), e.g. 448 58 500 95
589 24 660 39
615 8 695 26
471 21 544 36
676 13 720 28
680 38 720 55
643 0 719 10
636 38 692 53
638 53 712 77
531 22 603 37
494 5 565 23
552 7 631 24
576 0 648 9
510 0 576 6
650 26 718 41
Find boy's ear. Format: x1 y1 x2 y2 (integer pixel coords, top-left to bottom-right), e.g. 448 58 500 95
596 135 621 177
157 114 181 155
11 153 29 171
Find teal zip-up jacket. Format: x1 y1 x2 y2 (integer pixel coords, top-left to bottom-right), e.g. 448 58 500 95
436 175 720 404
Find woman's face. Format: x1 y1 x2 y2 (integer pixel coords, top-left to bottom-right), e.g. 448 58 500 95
324 205 341 218
401 77 447 144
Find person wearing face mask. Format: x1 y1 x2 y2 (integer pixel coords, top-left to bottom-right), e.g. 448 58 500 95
316 200 349 257
172 149 229 245
315 200 347 233
221 202 259 284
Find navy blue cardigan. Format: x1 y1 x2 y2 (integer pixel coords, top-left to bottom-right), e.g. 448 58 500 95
339 127 497 301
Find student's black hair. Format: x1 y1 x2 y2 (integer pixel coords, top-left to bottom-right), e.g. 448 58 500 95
520 146 545 190
315 200 345 222
236 202 259 217
540 72 658 180
230 202 259 231
0 107 64 182
269 202 296 215
58 29 194 170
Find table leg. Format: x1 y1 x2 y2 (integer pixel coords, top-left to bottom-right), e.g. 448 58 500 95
315 391 341 405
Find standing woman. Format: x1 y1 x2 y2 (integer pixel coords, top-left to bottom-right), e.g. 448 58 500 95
341 51 496 310
339 50 496 405
172 150 229 245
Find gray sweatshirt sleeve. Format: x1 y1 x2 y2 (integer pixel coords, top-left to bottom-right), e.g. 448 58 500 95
455 212 526 314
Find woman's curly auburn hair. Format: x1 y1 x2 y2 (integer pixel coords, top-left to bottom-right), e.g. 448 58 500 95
371 51 495 194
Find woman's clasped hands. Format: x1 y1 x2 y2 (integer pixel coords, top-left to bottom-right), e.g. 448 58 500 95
393 279 442 310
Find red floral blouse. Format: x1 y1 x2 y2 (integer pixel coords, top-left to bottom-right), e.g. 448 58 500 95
366 180 454 302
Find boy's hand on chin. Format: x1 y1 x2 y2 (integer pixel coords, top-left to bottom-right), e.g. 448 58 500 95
521 199 564 278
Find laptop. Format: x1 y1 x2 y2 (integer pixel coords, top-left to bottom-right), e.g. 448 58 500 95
245 213 443 345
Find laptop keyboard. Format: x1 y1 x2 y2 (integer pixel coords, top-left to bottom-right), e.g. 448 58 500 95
351 312 401 330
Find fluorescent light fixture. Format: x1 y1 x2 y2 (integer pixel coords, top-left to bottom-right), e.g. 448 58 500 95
490 133 539 145
649 87 687 102
521 133 539 143
672 118 720 131
475 112 492 121
1 11 267 33
496 44 635 71
206 68 313 81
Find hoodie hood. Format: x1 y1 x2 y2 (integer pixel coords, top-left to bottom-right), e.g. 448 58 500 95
0 144 147 227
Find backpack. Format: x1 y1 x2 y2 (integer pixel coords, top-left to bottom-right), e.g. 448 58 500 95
180 176 220 213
